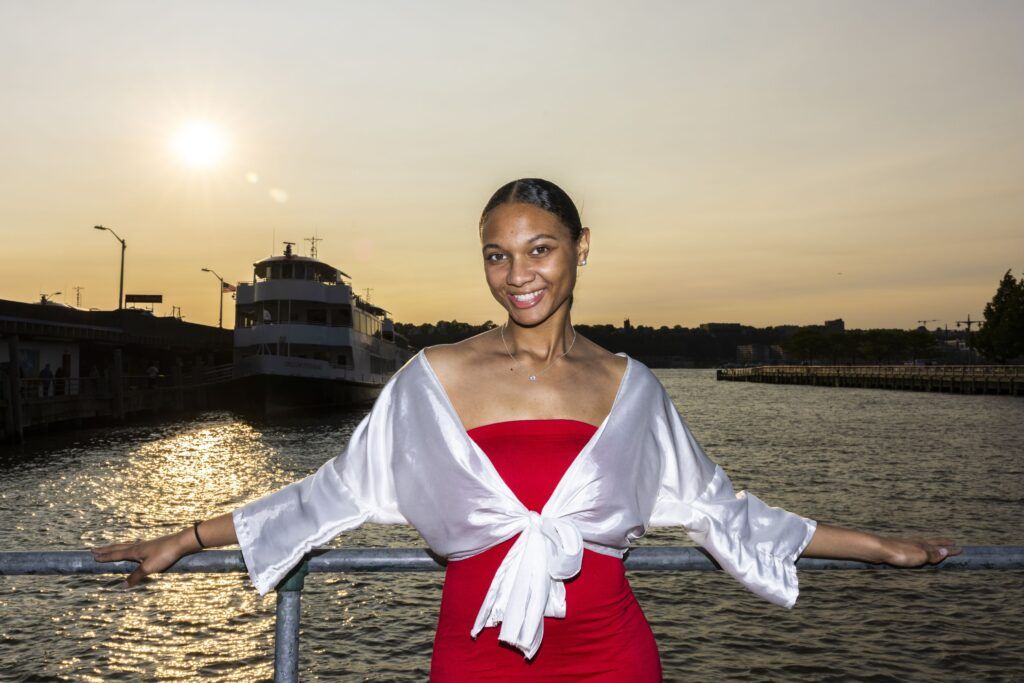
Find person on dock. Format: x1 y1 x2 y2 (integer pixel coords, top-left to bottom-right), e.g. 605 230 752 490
146 362 159 389
39 363 53 398
91 178 960 681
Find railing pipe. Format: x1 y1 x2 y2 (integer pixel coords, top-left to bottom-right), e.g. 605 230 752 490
3 546 1023 577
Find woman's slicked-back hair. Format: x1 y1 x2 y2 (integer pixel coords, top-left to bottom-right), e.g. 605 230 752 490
479 178 583 242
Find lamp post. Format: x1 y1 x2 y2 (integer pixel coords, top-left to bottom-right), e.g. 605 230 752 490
201 268 226 329
93 225 126 309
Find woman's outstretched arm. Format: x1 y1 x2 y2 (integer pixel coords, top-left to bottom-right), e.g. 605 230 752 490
800 522 960 567
90 512 237 588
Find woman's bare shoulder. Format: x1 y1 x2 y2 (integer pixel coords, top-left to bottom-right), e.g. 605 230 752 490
574 334 629 379
421 330 496 381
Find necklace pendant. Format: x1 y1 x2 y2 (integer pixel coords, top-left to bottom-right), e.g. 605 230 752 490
528 374 537 381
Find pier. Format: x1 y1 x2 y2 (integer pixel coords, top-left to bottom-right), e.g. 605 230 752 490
1 299 235 443
717 365 1024 396
2 545 1022 682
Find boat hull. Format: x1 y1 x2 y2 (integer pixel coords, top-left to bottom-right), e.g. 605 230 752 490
231 372 382 415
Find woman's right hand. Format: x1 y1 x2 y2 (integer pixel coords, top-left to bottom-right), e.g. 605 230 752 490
879 536 961 567
90 529 197 588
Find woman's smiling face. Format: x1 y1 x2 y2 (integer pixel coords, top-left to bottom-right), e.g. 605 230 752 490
480 201 589 325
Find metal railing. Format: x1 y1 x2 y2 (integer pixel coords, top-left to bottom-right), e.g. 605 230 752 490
6 365 236 400
2 546 1022 682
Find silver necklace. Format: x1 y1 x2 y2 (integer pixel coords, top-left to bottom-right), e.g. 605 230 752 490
499 322 578 381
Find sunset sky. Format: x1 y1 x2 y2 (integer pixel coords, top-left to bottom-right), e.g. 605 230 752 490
1 1 1021 330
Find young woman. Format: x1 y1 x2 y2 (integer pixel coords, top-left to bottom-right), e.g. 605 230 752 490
91 178 959 681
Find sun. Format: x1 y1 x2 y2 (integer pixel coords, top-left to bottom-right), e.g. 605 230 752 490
171 121 227 168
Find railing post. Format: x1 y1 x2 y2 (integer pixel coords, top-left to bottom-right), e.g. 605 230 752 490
274 559 309 683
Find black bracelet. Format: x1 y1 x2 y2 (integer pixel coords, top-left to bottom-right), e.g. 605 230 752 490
193 520 207 549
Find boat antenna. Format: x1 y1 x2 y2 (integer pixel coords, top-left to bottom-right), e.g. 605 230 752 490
305 233 322 259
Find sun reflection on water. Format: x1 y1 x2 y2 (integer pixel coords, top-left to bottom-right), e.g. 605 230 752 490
66 415 285 680
91 419 278 535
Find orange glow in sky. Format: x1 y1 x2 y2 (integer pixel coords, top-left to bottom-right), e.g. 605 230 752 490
0 3 1021 330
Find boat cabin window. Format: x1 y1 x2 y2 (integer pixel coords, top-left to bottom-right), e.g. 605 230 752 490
331 308 351 327
257 259 342 282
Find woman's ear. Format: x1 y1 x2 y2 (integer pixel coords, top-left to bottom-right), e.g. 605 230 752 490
578 226 591 265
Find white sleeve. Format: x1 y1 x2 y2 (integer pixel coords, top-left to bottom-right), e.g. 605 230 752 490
648 384 817 608
231 382 406 596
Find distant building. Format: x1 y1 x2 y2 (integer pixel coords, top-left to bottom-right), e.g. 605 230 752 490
623 318 632 330
736 343 788 365
823 318 845 332
700 322 743 335
0 297 232 398
736 344 770 364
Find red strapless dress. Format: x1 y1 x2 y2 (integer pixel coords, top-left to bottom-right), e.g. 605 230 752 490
430 419 663 682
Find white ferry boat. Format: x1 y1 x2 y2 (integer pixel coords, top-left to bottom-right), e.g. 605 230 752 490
232 241 415 413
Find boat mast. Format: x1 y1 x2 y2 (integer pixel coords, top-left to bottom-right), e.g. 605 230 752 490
304 234 322 259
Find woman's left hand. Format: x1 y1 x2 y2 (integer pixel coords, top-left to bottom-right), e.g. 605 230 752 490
880 537 961 567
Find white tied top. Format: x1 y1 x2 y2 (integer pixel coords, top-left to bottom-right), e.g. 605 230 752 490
232 350 818 659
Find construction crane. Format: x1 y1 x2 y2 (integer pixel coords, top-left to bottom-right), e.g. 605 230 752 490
956 314 981 365
956 314 980 331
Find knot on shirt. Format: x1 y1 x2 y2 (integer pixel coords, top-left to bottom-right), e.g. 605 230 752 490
530 511 583 580
470 510 585 660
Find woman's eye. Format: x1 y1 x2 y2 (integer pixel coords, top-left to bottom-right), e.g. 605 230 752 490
485 247 549 262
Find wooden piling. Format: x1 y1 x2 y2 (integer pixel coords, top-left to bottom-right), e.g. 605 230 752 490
111 348 125 420
5 335 24 443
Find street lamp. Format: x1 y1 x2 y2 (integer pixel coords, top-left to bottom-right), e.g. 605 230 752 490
201 268 226 329
94 225 126 310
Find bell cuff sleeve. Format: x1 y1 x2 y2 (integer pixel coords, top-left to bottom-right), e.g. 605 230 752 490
232 386 405 596
648 385 817 608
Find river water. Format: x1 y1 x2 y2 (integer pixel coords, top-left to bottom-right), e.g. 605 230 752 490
1 368 1022 681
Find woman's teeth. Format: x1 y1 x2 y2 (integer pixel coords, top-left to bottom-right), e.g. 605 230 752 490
509 288 546 308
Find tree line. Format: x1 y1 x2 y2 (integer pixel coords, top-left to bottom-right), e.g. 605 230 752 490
394 320 953 367
394 269 1024 366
